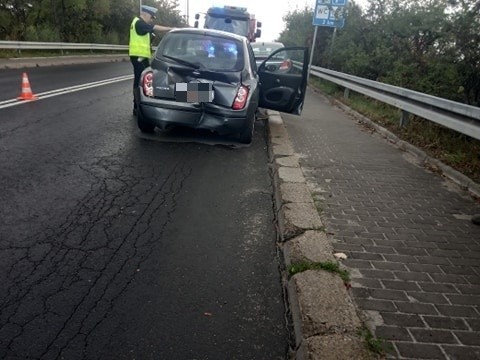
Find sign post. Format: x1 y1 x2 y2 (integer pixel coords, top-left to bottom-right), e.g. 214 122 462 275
307 26 318 83
308 0 348 79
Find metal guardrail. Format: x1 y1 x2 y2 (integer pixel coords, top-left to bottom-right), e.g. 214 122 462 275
0 40 127 51
306 64 480 141
1 40 479 140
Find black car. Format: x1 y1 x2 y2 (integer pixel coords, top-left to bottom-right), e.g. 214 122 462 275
135 28 308 144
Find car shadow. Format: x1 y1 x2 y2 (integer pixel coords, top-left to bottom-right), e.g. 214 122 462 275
136 126 251 149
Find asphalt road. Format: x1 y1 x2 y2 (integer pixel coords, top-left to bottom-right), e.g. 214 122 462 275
0 63 287 359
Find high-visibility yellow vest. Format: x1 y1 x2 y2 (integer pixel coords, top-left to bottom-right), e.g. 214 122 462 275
129 17 151 57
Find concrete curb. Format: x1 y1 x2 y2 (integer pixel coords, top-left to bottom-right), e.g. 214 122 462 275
0 54 129 69
267 112 371 360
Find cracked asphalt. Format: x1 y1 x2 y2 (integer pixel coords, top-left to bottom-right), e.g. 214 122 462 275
0 63 287 359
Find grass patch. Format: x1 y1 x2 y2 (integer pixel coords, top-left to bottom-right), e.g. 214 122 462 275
310 78 338 96
314 202 323 214
310 79 480 184
288 260 350 283
358 328 393 357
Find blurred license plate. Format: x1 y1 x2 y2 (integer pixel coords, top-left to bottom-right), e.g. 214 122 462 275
175 83 214 103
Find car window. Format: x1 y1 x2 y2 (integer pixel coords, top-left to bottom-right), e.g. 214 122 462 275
251 43 284 59
157 32 244 72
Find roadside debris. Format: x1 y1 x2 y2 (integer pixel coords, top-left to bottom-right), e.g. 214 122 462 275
333 252 348 260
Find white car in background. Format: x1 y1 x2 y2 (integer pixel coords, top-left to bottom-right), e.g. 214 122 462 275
251 41 287 70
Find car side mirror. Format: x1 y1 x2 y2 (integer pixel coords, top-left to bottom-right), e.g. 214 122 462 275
195 13 200 20
255 29 261 38
257 21 262 28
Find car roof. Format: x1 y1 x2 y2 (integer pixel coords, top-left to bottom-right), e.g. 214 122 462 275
169 28 247 42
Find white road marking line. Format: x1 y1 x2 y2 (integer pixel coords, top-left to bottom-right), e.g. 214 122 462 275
0 75 133 109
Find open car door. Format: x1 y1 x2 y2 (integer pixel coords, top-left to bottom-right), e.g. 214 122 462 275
257 47 309 115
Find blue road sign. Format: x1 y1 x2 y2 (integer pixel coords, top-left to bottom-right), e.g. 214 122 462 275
312 0 347 28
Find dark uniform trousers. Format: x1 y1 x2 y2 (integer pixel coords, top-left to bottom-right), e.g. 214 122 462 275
130 56 150 110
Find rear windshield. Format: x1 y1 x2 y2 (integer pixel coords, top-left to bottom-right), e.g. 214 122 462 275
156 32 244 72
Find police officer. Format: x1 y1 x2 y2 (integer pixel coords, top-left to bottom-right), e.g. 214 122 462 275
129 5 172 116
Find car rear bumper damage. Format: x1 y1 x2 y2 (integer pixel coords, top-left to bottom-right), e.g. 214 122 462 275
138 100 250 134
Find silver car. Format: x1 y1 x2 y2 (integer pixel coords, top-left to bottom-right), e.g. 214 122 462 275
135 29 308 143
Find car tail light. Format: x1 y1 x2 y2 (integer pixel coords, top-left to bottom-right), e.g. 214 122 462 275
232 85 249 110
142 72 153 97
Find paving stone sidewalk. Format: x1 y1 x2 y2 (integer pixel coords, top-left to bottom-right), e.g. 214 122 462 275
280 88 480 359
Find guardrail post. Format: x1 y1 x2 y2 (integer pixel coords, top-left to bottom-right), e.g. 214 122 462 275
400 110 410 127
343 88 350 99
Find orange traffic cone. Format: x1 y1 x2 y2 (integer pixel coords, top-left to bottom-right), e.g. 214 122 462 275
17 72 38 101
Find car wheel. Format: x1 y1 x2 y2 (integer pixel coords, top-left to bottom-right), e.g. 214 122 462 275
239 116 254 144
137 111 155 134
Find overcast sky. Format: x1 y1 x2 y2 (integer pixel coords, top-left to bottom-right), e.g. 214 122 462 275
175 0 315 41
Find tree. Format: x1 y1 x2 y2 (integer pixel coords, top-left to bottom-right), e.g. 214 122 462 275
278 6 333 67
449 0 480 105
0 0 35 40
279 0 479 106
0 0 187 44
327 1 377 77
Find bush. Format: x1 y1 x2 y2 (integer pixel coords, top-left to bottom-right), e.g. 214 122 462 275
25 25 61 42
